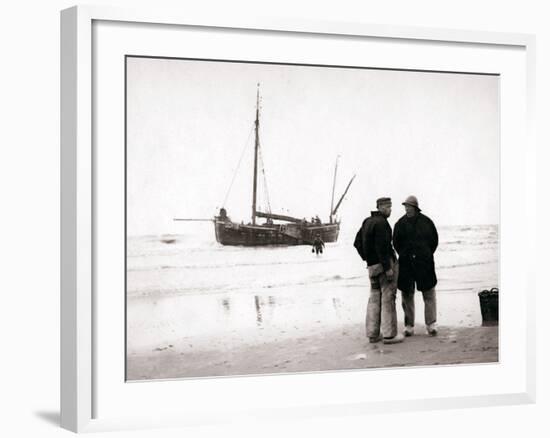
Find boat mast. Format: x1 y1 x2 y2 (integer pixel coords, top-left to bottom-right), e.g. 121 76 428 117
332 174 356 218
330 156 339 223
252 84 260 225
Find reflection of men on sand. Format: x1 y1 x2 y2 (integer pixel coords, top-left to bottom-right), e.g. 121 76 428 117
393 196 439 337
360 197 403 344
312 233 325 255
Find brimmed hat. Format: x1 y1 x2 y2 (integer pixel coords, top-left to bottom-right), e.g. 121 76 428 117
376 197 392 207
402 195 421 211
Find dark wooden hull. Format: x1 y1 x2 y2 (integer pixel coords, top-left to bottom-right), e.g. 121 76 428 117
214 218 339 246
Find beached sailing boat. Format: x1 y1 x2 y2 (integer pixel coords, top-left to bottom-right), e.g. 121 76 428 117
175 85 355 246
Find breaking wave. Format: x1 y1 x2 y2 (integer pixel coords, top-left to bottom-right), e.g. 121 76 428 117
127 224 499 298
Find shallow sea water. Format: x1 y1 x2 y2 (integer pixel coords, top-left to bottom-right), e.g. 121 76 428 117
127 224 498 352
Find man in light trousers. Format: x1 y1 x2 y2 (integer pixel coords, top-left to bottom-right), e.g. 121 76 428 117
361 197 403 344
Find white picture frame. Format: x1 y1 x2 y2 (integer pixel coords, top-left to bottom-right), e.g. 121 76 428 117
61 5 536 433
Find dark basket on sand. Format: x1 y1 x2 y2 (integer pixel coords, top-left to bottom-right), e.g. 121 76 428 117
478 288 499 326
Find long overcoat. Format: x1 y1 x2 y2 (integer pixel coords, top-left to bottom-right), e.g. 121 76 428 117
393 212 438 292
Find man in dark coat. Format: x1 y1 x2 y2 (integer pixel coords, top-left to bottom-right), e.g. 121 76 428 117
393 195 439 336
360 197 403 344
312 233 325 255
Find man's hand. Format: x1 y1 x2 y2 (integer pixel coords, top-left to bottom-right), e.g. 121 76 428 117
385 269 394 281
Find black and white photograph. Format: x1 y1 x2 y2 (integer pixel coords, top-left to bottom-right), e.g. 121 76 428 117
4 0 549 436
125 56 499 381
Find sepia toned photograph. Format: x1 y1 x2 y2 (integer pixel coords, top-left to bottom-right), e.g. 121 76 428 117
125 56 499 381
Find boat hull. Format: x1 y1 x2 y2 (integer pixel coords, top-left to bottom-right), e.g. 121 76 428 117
214 219 339 246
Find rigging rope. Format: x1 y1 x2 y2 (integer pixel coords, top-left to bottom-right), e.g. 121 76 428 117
258 144 272 214
221 124 255 207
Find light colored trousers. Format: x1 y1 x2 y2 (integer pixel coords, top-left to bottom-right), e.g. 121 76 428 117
401 286 437 327
366 261 398 339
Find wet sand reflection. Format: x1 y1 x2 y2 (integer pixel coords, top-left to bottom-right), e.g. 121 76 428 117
127 285 486 354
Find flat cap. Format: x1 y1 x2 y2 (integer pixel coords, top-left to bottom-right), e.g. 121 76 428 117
376 197 392 207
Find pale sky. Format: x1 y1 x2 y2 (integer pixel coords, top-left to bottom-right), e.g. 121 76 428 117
126 57 499 236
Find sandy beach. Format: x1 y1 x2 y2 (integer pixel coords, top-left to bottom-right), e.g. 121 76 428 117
126 224 499 381
127 324 498 381
126 285 499 381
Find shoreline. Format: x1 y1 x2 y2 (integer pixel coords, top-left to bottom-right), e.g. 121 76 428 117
127 323 498 381
126 225 499 381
